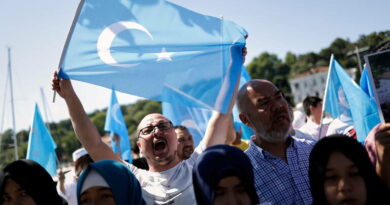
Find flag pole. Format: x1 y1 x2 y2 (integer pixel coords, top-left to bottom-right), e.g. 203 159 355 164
53 0 85 103
7 47 19 160
318 54 334 139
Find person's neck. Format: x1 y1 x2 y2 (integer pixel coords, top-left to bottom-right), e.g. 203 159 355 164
148 157 181 172
232 138 242 145
254 136 290 162
309 115 320 125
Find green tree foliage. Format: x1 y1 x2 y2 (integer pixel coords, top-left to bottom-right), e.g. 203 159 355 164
247 52 292 103
356 31 390 49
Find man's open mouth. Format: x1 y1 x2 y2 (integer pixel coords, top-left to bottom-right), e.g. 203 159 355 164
153 139 168 155
183 146 193 153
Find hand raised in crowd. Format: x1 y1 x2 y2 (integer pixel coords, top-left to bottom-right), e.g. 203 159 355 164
51 70 75 99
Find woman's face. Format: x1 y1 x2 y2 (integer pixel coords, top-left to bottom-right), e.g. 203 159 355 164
324 152 366 205
2 178 36 205
80 186 116 205
214 176 251 205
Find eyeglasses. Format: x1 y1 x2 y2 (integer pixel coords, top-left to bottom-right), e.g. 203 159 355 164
138 121 172 137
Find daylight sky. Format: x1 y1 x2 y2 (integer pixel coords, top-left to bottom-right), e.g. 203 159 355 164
0 0 389 132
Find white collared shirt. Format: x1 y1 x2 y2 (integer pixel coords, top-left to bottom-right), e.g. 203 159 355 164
299 119 328 140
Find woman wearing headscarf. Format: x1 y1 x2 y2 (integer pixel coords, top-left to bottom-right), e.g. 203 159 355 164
309 135 390 205
77 160 145 205
0 159 64 205
192 144 259 205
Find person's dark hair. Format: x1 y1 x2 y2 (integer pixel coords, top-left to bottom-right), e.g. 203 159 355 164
309 135 390 205
132 143 140 154
174 125 189 132
193 145 259 205
303 96 322 116
74 154 93 173
0 160 64 205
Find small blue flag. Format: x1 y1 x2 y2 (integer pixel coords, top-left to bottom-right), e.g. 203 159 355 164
26 104 57 176
104 89 132 162
162 66 253 145
360 67 375 98
323 57 381 142
58 0 247 114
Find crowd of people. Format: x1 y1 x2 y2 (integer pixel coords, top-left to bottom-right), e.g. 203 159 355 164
1 59 390 205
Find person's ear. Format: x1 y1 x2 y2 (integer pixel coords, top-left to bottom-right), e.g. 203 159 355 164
239 113 251 127
136 141 143 153
309 105 316 114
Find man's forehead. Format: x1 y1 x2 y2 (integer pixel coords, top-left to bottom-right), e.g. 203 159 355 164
175 129 190 137
140 114 169 126
247 81 279 98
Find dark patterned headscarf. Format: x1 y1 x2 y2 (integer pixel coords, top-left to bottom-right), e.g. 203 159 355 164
192 144 259 205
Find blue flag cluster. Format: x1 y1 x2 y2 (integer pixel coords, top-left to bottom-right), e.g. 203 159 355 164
26 104 57 176
58 0 247 114
104 89 132 162
323 57 381 142
163 66 253 145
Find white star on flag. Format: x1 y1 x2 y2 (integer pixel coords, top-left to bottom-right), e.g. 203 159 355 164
155 47 175 62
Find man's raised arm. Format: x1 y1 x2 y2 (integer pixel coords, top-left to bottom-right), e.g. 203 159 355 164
52 71 120 162
202 76 240 147
202 46 246 147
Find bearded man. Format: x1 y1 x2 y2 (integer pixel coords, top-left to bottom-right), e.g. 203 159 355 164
237 79 315 205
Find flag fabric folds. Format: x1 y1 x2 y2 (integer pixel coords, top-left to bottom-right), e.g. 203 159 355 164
26 104 57 176
162 102 212 146
162 66 253 145
58 0 247 113
104 89 132 162
323 57 381 142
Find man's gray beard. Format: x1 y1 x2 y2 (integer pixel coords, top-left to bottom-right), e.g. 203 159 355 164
256 126 291 143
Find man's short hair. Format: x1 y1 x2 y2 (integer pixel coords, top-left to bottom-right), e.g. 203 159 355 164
174 125 189 133
74 154 93 172
303 96 322 116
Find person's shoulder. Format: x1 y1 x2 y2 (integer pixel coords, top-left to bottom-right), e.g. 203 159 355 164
293 129 317 141
292 134 316 147
123 160 148 176
244 140 263 158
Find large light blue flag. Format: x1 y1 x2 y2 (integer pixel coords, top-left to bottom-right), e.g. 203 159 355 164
58 0 247 114
162 66 253 146
104 89 132 162
26 104 57 176
323 57 381 142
